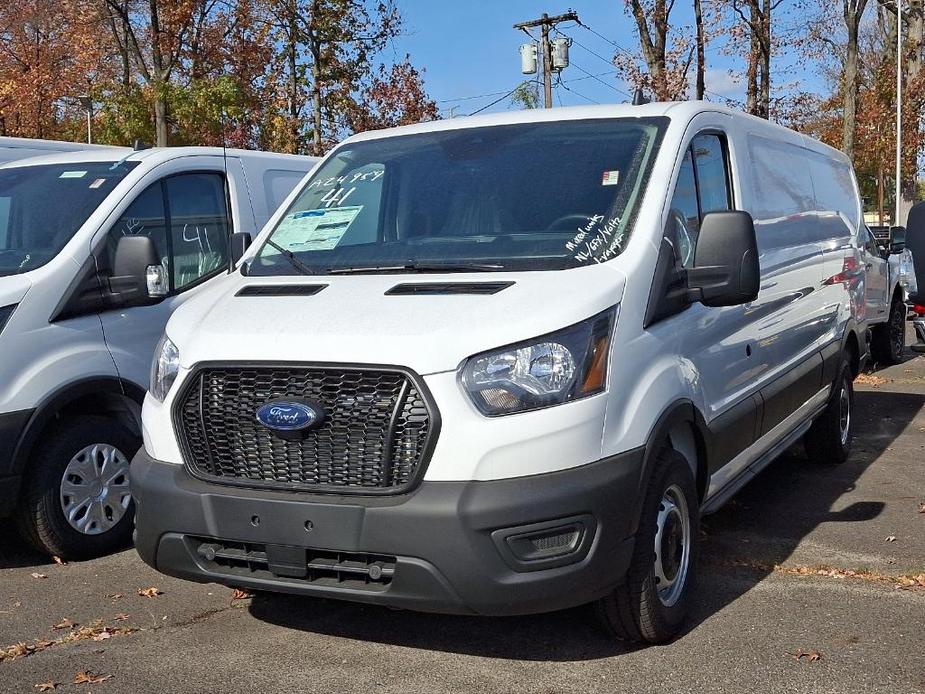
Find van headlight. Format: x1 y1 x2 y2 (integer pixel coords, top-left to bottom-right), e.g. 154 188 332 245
150 334 180 402
461 306 617 416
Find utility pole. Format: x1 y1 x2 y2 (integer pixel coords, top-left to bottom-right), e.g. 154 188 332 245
514 11 578 108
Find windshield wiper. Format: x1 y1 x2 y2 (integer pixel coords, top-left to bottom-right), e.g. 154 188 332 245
325 261 505 275
263 239 316 276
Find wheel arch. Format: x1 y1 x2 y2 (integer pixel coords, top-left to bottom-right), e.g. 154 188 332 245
630 399 711 536
10 377 145 483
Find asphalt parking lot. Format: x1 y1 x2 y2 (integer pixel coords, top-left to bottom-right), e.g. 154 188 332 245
2 333 924 694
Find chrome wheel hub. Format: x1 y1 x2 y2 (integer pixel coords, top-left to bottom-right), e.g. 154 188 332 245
653 484 691 607
59 443 131 535
838 379 851 447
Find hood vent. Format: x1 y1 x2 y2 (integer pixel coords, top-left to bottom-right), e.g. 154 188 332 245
237 284 327 297
386 281 514 296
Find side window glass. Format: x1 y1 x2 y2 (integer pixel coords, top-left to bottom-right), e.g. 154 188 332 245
667 149 699 267
108 183 169 271
692 135 731 215
165 173 230 291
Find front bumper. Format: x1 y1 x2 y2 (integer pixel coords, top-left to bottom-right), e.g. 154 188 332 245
132 448 644 616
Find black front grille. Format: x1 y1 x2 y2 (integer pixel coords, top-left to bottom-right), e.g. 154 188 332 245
176 365 436 493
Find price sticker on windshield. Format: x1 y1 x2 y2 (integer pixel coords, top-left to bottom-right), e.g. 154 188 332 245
601 170 620 186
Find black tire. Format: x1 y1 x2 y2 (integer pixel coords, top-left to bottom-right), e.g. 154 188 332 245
871 299 906 365
15 416 139 560
804 362 853 465
596 447 699 643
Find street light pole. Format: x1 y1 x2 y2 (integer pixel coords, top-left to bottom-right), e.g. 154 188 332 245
78 95 93 144
895 1 903 227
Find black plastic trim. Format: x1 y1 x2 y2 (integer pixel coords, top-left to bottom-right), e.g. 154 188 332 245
172 361 442 497
0 409 33 478
236 284 328 297
385 282 515 296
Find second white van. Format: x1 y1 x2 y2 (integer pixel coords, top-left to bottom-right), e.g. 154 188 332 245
0 146 317 559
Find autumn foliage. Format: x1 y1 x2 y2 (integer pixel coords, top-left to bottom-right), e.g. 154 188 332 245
0 0 438 152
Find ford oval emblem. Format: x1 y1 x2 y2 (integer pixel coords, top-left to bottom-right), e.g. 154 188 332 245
255 400 323 434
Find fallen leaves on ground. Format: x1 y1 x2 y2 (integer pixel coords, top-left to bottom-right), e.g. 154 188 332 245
51 556 66 566
30 573 47 580
886 535 898 542
792 649 823 662
113 613 129 621
230 589 253 601
73 671 112 685
919 502 925 514
33 681 58 691
106 593 123 600
721 558 925 591
52 618 76 630
0 621 137 662
137 587 162 598
854 373 887 385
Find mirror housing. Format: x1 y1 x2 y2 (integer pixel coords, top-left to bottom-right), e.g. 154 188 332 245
231 232 252 265
110 236 164 306
686 211 760 307
889 225 906 254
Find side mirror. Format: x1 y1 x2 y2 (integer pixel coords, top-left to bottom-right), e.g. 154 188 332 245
230 232 252 265
889 226 906 254
687 211 760 307
110 236 166 306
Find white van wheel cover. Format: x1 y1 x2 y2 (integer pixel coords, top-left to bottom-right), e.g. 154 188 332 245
59 444 132 535
653 483 691 608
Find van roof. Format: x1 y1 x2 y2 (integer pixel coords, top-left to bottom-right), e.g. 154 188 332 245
342 101 848 164
0 135 125 152
0 145 316 169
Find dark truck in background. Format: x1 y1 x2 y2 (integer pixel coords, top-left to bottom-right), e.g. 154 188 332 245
867 224 919 360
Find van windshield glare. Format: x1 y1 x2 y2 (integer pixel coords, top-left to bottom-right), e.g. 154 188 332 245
0 162 139 276
251 118 667 275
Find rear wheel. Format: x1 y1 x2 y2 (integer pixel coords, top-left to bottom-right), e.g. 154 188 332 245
596 447 699 643
871 299 906 365
804 362 853 465
15 416 139 560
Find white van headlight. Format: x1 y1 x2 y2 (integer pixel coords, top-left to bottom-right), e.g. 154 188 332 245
461 306 617 416
150 334 180 402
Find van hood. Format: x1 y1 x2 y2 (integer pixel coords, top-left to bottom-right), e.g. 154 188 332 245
0 273 31 308
169 266 626 375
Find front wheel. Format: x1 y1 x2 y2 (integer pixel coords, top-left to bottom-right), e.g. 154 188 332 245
596 447 699 643
16 416 139 560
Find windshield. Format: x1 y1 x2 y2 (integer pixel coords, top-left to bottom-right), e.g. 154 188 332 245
251 118 666 275
0 161 138 276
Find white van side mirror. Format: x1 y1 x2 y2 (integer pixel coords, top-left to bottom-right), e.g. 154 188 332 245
687 211 760 307
889 226 906 254
230 232 252 265
111 236 165 306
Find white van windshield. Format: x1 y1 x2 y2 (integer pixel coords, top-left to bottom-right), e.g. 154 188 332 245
0 161 138 276
250 118 666 275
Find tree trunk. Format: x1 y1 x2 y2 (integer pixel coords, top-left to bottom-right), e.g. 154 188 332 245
309 35 323 156
286 0 300 152
627 0 672 101
900 0 923 224
694 0 705 99
758 0 771 118
154 94 168 146
745 1 759 114
841 0 868 161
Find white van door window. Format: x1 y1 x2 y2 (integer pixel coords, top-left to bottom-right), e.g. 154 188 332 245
164 173 230 290
107 172 230 294
666 134 732 267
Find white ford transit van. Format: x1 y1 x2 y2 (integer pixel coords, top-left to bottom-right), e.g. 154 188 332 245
133 103 870 643
0 146 317 559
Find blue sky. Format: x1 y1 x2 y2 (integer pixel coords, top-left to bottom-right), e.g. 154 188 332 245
391 1 828 117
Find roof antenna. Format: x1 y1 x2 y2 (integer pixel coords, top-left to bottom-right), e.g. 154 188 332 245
632 88 650 106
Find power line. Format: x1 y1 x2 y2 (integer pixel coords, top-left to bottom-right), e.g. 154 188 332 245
557 76 600 105
466 83 524 116
555 28 617 70
574 18 636 60
437 88 519 104
570 61 632 99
